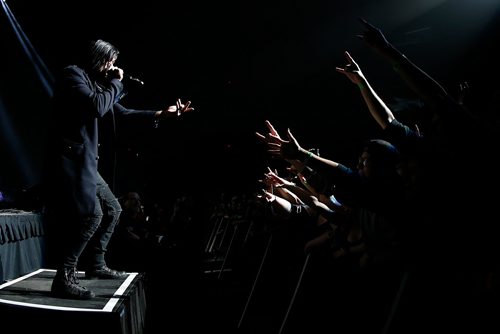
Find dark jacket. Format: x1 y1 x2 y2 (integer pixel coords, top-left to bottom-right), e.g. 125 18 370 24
43 65 157 216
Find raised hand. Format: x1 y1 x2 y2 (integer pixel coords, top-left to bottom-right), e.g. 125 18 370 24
267 128 303 160
259 167 280 189
255 120 283 145
264 167 295 188
335 51 364 85
168 98 194 116
256 121 302 159
256 189 276 203
356 18 391 54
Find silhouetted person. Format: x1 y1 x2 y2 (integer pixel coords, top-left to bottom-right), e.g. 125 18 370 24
42 39 194 299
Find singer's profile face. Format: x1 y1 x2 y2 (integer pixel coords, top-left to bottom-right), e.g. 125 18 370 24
100 56 117 72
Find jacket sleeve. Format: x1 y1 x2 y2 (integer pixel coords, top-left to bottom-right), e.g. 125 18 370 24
113 103 158 119
62 66 124 118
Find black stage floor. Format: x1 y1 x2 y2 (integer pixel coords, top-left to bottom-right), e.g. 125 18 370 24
0 269 146 334
0 267 242 334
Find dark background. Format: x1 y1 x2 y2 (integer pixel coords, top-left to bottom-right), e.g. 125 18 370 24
2 0 500 204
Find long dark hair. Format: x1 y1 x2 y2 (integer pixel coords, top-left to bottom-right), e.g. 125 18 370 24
86 39 120 72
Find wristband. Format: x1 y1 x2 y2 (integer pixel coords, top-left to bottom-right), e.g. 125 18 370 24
303 150 314 164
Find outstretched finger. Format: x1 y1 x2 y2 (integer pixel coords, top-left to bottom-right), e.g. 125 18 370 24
358 17 376 31
344 51 355 64
286 128 299 145
265 120 280 137
269 133 285 143
255 132 266 140
268 144 281 150
256 132 279 145
335 66 347 74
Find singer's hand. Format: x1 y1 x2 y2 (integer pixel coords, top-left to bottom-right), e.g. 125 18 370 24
107 66 124 81
156 98 194 120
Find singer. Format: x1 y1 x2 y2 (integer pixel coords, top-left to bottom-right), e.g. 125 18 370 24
41 39 194 300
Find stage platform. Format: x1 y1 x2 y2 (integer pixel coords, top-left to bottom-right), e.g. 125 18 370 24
0 269 146 334
0 210 46 282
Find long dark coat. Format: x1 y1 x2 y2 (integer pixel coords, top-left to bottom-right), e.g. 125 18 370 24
43 65 157 216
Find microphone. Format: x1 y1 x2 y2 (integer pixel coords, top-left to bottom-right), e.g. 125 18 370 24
126 75 144 85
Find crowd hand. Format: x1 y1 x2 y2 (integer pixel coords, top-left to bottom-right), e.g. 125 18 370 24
355 17 391 54
255 121 303 160
264 167 295 188
266 128 303 160
255 119 283 145
255 121 306 170
258 167 280 190
256 189 276 203
159 98 194 119
335 51 364 85
296 173 307 186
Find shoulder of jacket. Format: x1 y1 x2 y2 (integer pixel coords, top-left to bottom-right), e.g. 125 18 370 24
63 65 84 74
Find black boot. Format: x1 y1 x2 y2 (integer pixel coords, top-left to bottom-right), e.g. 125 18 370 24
51 267 95 299
85 265 127 279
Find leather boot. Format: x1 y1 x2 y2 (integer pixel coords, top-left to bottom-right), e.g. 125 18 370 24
51 267 95 299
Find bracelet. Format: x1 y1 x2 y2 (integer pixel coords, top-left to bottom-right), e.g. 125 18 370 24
357 82 365 90
303 150 314 164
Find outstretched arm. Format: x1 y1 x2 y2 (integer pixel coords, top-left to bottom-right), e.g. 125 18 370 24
257 121 358 192
336 51 395 129
264 168 317 206
260 167 304 205
257 122 340 169
357 18 453 111
155 98 194 120
257 189 294 219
